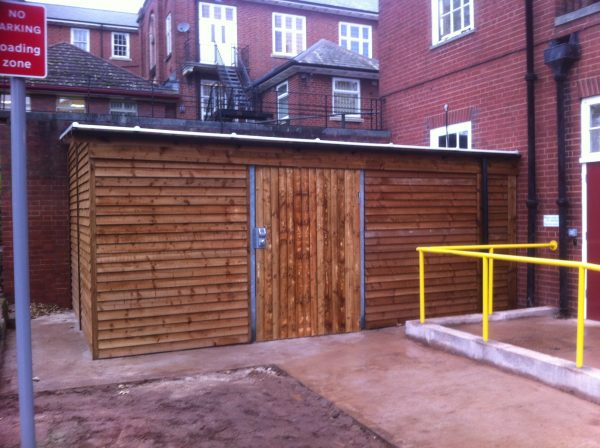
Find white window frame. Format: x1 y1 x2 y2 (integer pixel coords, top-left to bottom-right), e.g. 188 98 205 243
276 81 289 122
430 121 472 149
431 0 474 45
166 13 172 57
339 22 372 58
70 28 90 52
332 77 361 119
1 94 32 111
56 97 87 113
110 101 138 117
111 32 130 59
272 12 306 57
581 95 600 163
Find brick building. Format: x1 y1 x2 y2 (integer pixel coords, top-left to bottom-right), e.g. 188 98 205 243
137 0 381 131
27 2 141 76
0 42 178 307
379 0 600 320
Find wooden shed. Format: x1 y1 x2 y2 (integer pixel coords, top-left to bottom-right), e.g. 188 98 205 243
63 124 519 359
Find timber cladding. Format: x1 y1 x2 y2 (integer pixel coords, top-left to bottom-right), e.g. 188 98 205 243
67 130 518 358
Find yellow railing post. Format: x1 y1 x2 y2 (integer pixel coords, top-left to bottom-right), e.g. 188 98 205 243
576 267 585 368
419 249 425 323
482 256 489 342
489 248 494 315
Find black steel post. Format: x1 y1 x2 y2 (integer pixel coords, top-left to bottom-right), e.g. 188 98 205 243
556 77 570 316
525 0 538 307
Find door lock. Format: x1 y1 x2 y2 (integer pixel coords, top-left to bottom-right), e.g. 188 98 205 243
254 227 267 249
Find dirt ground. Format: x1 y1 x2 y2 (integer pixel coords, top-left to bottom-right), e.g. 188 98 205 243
0 366 390 448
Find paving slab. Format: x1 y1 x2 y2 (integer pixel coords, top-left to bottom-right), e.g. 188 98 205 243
2 312 600 447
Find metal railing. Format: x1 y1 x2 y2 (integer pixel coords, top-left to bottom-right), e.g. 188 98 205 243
416 241 600 368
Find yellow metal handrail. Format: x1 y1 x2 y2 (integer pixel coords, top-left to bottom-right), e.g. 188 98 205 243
416 241 598 368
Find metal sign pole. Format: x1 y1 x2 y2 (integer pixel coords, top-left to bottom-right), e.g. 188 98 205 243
10 76 36 448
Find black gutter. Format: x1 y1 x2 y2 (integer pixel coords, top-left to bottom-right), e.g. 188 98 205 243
525 0 538 307
544 34 580 317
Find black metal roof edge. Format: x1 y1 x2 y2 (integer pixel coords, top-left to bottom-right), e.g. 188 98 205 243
60 124 521 160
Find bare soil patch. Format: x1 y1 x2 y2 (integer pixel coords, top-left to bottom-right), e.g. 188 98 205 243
0 366 391 447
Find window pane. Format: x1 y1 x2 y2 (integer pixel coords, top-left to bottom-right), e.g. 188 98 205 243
341 38 347 48
214 7 221 19
441 14 450 36
591 129 600 153
275 31 282 52
351 41 359 53
296 33 303 52
464 5 471 27
459 132 469 149
363 27 369 39
453 9 461 32
362 42 369 57
296 17 303 30
350 26 359 38
226 8 233 21
438 135 447 147
286 32 292 53
341 24 347 36
448 133 457 148
591 104 600 127
453 0 461 9
442 0 451 14
274 15 281 28
202 5 210 18
286 16 292 28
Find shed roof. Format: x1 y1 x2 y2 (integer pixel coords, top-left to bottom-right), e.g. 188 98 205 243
25 44 176 97
28 2 138 29
60 123 520 159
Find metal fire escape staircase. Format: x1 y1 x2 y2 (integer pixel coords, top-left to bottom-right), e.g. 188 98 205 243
204 46 272 121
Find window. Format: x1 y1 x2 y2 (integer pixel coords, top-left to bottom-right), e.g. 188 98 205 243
332 78 361 117
339 22 372 58
432 0 474 45
582 96 600 160
429 121 472 149
165 13 172 57
71 28 90 51
276 81 289 122
0 94 32 111
200 80 227 120
110 101 138 117
56 97 86 113
111 32 130 59
272 13 306 56
149 13 157 74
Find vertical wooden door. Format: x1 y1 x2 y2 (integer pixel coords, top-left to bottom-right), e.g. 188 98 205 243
587 163 600 320
255 167 361 341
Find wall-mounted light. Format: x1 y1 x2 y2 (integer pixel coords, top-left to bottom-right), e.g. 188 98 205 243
179 103 186 114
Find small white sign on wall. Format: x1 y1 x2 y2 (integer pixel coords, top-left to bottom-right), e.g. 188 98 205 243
543 214 560 228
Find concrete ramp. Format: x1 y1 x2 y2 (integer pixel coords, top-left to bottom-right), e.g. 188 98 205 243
405 307 600 404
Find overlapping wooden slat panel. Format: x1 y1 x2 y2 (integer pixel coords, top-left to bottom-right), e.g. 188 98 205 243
365 171 480 328
256 167 361 341
92 159 250 358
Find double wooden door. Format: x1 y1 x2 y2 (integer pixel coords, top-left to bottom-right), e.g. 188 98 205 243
255 167 361 341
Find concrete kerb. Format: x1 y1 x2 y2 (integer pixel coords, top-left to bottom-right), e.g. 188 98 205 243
405 307 600 404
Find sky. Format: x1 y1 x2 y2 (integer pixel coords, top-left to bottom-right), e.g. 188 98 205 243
26 0 145 13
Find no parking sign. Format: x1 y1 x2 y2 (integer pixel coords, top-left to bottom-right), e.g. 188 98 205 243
0 0 47 78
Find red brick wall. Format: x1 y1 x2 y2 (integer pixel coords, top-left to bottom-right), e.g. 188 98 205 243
139 0 378 120
1 118 71 307
46 23 141 76
379 0 600 314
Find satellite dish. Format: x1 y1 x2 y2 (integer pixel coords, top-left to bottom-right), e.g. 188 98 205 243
177 22 190 33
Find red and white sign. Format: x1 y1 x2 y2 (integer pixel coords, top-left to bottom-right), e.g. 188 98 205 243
0 1 47 78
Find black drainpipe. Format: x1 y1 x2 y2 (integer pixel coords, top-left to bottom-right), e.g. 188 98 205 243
544 34 580 317
525 0 538 307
